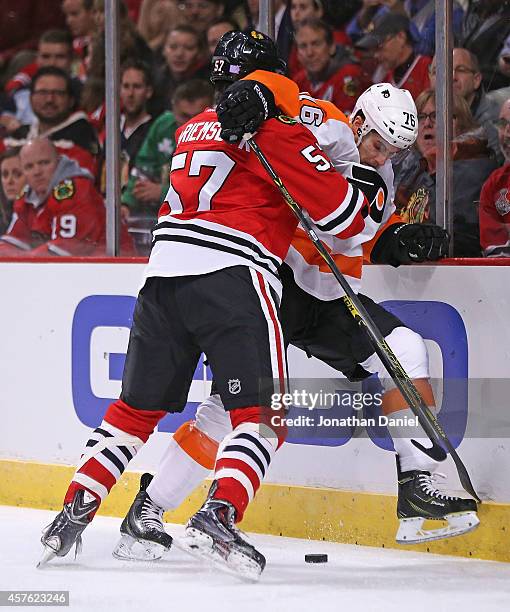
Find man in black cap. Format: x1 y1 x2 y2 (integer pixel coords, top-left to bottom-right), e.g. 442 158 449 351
356 12 431 100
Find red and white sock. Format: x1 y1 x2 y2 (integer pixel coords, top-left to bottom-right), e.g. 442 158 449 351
64 399 166 508
212 406 286 522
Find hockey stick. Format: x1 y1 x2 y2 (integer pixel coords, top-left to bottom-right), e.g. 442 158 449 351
247 136 480 503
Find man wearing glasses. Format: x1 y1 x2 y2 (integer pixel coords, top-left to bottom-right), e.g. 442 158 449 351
355 13 431 101
430 48 499 156
2 66 99 178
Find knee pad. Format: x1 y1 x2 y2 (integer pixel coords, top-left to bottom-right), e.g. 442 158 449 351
194 394 232 442
360 326 430 392
173 421 219 470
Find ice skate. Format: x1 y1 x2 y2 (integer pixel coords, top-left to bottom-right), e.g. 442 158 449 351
396 458 479 544
38 489 98 567
112 473 172 561
183 494 265 581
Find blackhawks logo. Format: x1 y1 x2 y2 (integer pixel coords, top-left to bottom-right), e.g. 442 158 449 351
495 188 510 216
250 30 264 40
343 76 358 97
53 179 75 201
276 114 297 125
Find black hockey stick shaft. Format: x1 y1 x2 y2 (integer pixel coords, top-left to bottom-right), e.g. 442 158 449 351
248 137 480 502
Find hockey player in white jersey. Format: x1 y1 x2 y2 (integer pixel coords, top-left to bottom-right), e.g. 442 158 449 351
114 80 479 563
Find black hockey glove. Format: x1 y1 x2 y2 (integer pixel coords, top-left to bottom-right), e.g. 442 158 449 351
371 223 450 266
217 80 278 143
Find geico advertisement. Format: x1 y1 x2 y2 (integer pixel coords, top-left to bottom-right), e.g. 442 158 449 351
71 292 468 452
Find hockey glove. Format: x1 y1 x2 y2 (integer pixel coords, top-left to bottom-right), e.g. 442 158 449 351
371 222 450 266
217 80 278 143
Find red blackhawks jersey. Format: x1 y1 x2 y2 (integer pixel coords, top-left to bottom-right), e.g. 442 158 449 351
146 107 368 295
243 70 402 300
479 163 510 256
293 62 365 115
0 164 135 256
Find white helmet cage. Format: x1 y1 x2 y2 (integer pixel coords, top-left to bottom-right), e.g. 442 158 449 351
351 83 418 150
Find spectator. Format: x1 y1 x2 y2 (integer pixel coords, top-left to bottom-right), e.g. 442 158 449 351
430 48 500 157
121 78 213 254
137 0 182 71
138 0 181 50
293 18 367 114
152 25 210 115
355 12 431 100
61 0 96 79
394 89 497 257
3 30 82 131
287 0 328 78
178 0 225 33
3 67 100 178
206 18 239 56
119 60 155 165
0 148 25 235
346 0 407 43
0 138 119 256
80 0 154 130
479 99 510 257
461 0 510 92
397 1 465 58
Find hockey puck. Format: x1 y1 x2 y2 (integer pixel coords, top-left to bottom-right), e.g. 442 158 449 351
305 554 328 563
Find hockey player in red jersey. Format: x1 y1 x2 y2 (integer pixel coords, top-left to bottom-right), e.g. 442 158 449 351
114 79 478 561
39 31 368 578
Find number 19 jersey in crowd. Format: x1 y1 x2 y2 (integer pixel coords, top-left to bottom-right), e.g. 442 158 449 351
144 107 368 295
243 71 404 300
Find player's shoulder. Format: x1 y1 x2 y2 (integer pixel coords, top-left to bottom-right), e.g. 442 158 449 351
297 93 350 125
175 108 217 140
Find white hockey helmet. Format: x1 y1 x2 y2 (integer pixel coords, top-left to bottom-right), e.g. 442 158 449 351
351 83 418 149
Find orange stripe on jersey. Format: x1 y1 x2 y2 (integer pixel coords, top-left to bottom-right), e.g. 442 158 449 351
292 228 363 279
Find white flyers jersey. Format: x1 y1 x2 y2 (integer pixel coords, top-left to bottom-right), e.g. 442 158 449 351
243 72 402 300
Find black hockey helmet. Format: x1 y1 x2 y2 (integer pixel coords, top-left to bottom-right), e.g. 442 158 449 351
210 30 287 84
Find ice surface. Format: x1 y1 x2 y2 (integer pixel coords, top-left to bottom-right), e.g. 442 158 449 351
0 506 509 612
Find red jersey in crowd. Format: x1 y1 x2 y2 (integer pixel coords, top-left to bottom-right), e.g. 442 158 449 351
0 156 135 257
294 60 367 115
288 30 352 79
383 54 431 101
479 163 510 256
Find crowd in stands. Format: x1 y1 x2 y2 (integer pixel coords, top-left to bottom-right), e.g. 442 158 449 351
1 0 510 258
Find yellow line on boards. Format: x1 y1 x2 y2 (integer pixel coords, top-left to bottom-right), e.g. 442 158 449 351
0 459 508 563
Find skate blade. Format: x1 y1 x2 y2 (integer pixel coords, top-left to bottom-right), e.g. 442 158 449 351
37 546 57 568
183 528 262 582
396 511 480 544
112 533 169 561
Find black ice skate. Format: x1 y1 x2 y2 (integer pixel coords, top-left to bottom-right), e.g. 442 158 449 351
38 489 98 567
112 473 172 561
396 458 479 544
183 495 265 581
